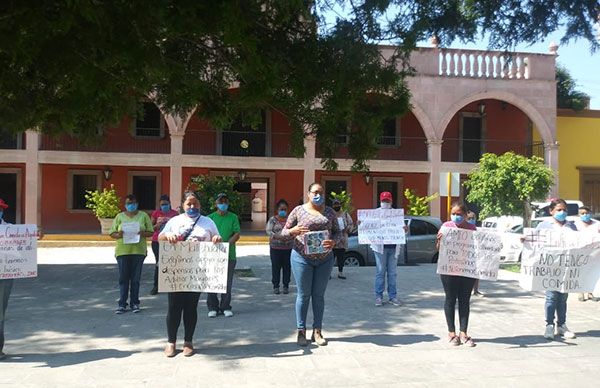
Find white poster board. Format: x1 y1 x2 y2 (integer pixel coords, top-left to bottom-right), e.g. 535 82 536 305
520 229 600 293
439 172 460 196
158 241 229 293
357 208 405 245
436 227 503 280
0 224 38 279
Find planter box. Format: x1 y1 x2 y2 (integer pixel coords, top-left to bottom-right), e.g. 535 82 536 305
98 217 115 235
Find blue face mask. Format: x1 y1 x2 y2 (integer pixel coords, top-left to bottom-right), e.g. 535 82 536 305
451 215 464 224
186 207 200 218
467 219 476 225
217 203 229 212
553 210 567 222
278 210 287 217
311 194 324 206
125 203 138 212
160 204 171 212
580 214 592 222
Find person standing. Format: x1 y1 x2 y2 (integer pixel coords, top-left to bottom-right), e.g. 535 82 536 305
537 199 577 340
266 199 294 294
331 199 354 280
207 193 240 318
372 192 403 307
574 206 600 302
282 182 341 347
159 191 221 357
467 211 484 297
109 194 153 314
436 203 478 347
150 195 179 295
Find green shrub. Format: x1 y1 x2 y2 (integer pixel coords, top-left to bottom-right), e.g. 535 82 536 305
404 188 438 216
85 184 121 218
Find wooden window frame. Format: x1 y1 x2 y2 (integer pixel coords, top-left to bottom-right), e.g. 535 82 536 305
67 170 102 213
458 112 486 162
127 171 162 210
372 176 404 208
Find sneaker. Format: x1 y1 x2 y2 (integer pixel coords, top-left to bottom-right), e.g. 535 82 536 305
150 287 158 295
207 310 217 318
473 291 485 297
274 287 280 295
283 287 289 294
164 342 176 358
131 304 141 313
388 298 402 306
557 324 576 339
544 324 555 339
311 329 328 346
297 329 308 347
338 272 346 280
375 297 383 306
115 306 127 314
223 310 234 317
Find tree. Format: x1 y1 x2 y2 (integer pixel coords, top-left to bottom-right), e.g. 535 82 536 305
189 175 245 217
404 189 438 216
1 1 598 171
464 152 553 222
556 64 590 111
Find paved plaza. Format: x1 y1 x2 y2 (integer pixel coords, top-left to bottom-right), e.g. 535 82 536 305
1 245 600 387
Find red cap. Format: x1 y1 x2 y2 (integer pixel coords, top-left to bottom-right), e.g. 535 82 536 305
379 192 392 202
0 199 8 209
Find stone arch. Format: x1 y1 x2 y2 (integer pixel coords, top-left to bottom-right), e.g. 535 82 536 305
409 100 436 141
437 91 554 144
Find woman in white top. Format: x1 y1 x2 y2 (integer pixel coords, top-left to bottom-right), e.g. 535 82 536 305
574 206 600 302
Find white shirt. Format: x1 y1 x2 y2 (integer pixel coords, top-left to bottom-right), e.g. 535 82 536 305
159 214 219 242
575 218 600 234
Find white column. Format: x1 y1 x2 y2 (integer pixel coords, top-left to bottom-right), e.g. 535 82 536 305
303 135 317 191
427 139 443 218
170 132 184 204
545 142 559 197
25 130 41 225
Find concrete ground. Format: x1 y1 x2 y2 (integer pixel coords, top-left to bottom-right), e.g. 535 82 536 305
1 245 600 387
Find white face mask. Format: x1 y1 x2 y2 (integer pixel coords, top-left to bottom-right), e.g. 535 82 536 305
381 202 392 209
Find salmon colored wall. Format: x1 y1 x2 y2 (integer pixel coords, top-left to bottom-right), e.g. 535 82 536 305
182 168 211 193
41 164 170 232
0 163 26 223
271 111 295 157
274 170 304 209
183 115 217 155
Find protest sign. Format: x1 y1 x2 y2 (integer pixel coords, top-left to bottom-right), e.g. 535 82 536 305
0 224 38 279
436 227 503 280
520 229 600 293
158 241 229 293
121 221 140 244
357 208 405 245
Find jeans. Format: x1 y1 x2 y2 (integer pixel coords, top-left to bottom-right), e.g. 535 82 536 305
167 292 201 343
374 248 398 300
0 279 14 353
440 275 476 332
207 260 236 313
545 290 568 326
116 255 146 308
290 250 334 330
333 248 346 272
270 248 292 288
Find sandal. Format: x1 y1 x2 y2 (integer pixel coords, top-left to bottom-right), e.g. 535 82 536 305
460 335 476 347
448 334 460 346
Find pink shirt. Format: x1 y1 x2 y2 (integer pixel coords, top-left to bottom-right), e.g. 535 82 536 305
151 209 179 241
441 220 477 231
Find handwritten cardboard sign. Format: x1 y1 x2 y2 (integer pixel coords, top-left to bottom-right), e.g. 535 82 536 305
0 224 38 279
436 227 503 280
357 208 405 245
520 229 600 293
158 241 229 293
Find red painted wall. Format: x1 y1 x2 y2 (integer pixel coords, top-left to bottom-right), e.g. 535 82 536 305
271 111 295 157
182 115 217 155
274 170 304 209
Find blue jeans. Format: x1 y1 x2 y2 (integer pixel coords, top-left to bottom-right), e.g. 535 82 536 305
545 290 568 326
0 279 14 353
374 248 398 300
117 255 145 308
290 250 334 330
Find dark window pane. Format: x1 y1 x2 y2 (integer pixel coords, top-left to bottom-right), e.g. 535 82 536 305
73 174 98 210
0 173 18 222
410 219 428 236
462 116 482 162
222 110 266 156
132 176 157 210
376 181 398 208
0 128 21 149
325 180 347 206
377 118 396 145
136 103 162 137
425 222 439 234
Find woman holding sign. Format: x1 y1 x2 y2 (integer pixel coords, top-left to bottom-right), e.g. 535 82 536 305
159 191 221 357
436 203 477 347
282 182 341 347
149 195 179 295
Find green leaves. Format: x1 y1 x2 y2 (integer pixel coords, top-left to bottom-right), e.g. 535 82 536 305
404 188 438 216
330 190 354 213
464 152 553 219
189 175 245 217
85 184 121 218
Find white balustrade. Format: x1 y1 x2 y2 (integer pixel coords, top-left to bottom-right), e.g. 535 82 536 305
437 49 530 80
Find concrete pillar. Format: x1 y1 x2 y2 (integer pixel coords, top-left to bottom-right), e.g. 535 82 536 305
170 132 184 204
303 135 317 192
427 139 443 218
545 142 559 197
24 130 41 225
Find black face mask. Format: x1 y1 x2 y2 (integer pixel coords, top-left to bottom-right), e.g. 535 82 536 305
332 206 341 211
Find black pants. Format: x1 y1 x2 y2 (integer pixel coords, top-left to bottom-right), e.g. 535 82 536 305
270 248 291 288
333 248 345 272
167 292 201 343
151 241 160 289
440 274 476 333
207 260 236 312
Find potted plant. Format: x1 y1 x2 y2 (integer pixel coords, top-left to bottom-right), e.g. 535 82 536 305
85 184 121 234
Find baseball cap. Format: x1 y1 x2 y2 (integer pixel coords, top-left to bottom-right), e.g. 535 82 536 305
216 193 229 201
332 199 341 205
0 199 8 209
379 192 393 202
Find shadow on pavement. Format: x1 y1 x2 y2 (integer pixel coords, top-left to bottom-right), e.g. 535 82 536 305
199 341 314 359
477 334 577 348
2 349 137 368
329 333 439 347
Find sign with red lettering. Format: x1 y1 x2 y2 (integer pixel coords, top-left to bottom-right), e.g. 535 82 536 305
0 224 38 279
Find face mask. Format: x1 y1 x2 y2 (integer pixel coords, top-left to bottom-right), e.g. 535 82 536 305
160 204 171 212
0 210 3 220
467 219 476 225
217 203 229 212
381 202 392 209
186 207 200 217
553 210 567 222
278 210 287 217
332 206 341 211
580 214 592 222
125 203 138 212
451 215 464 224
311 195 324 206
